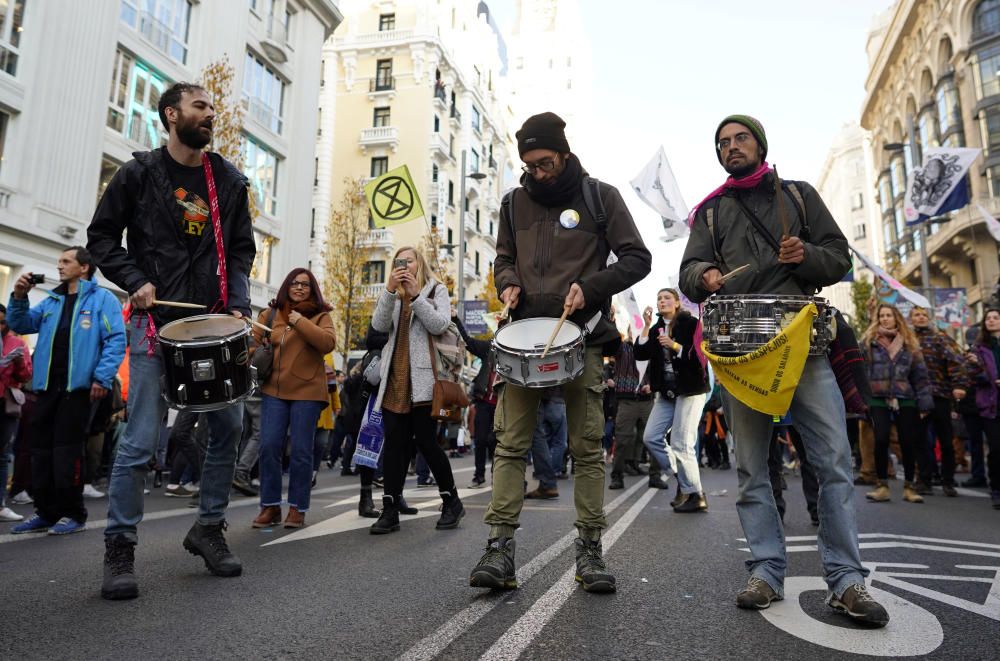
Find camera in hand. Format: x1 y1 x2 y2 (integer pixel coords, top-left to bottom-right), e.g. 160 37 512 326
29 273 45 284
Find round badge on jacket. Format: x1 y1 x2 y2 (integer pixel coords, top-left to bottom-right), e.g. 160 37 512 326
559 209 580 229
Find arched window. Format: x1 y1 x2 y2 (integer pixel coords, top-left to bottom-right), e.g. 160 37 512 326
938 36 953 73
974 0 1000 40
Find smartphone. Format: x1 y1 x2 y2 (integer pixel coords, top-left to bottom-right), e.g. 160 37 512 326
393 258 408 270
29 273 45 284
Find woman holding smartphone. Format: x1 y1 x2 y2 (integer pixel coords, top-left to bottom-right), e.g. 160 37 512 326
368 246 463 534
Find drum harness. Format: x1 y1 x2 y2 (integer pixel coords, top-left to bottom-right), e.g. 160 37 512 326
131 153 230 357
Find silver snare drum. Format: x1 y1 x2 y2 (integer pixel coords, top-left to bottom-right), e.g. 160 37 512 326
702 295 835 356
492 317 585 388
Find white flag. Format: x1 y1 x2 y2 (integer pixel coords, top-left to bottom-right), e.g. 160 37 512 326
850 247 930 308
976 203 1000 242
630 147 689 242
903 147 979 222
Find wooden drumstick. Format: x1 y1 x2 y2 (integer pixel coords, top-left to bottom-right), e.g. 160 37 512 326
499 299 512 321
153 299 206 309
249 319 272 333
718 263 750 284
541 306 571 358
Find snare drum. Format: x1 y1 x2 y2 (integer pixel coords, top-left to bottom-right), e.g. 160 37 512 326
493 318 585 388
158 314 254 411
702 295 836 356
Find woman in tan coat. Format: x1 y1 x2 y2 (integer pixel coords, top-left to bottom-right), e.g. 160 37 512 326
251 268 336 529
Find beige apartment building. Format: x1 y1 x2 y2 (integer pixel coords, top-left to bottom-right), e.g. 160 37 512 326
861 0 1000 320
313 0 516 308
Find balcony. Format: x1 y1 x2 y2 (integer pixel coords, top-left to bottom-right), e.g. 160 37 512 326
464 213 478 235
433 82 447 109
360 283 388 299
0 184 13 210
449 105 462 126
429 131 450 162
486 196 500 216
361 228 394 251
249 280 278 308
262 14 289 63
359 126 399 153
334 29 414 47
463 258 477 280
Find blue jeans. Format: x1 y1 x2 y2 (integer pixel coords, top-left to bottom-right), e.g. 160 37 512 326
722 356 868 597
259 395 324 512
0 413 18 507
531 398 568 489
643 393 706 494
106 316 244 541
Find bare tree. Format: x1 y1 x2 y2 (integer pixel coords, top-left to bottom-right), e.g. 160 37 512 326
325 177 375 368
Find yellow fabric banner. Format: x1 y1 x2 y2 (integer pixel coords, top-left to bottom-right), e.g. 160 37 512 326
701 303 817 416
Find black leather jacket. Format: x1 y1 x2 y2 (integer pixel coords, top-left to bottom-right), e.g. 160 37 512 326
87 148 256 324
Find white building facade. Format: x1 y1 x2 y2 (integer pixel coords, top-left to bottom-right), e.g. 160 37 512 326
0 0 341 311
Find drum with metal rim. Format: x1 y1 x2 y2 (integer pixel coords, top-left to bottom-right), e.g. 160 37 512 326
492 317 585 388
701 295 836 356
157 314 254 411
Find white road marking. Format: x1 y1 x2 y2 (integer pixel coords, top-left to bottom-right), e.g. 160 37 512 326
478 486 658 661
954 488 989 498
397 479 648 661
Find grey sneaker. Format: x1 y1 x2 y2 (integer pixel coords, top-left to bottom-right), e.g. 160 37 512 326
736 576 782 609
469 537 518 590
827 584 889 627
574 538 616 593
101 534 138 600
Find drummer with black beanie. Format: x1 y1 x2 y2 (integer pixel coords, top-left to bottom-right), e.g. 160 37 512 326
88 82 255 601
468 111 651 594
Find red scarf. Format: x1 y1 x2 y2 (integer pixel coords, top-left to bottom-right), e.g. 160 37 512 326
687 161 772 227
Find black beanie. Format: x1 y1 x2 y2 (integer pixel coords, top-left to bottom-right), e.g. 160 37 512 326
516 112 571 156
714 114 767 164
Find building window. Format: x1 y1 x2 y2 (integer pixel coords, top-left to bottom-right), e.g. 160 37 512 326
851 191 864 211
0 110 8 174
447 228 453 245
433 115 440 132
374 59 393 91
362 260 385 284
373 106 390 127
889 155 906 199
448 181 454 206
370 156 388 177
917 108 938 152
980 105 1000 152
471 106 481 133
0 0 26 76
470 149 480 173
475 251 480 275
244 135 279 215
243 51 285 134
854 223 867 241
378 13 395 31
107 49 169 149
475 208 481 231
976 44 1000 99
974 0 1000 40
252 230 273 281
120 0 191 64
936 78 961 136
97 156 121 204
432 163 438 182
313 157 318 187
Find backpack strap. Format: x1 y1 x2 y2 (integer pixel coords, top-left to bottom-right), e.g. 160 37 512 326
705 196 725 268
581 176 609 270
501 188 517 245
782 180 809 241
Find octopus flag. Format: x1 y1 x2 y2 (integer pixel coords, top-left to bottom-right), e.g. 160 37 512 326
903 147 978 224
700 303 816 416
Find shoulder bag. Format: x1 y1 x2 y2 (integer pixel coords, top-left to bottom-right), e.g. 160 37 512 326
251 307 279 383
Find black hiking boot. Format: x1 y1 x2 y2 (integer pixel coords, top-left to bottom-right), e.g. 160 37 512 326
469 537 517 590
101 534 138 600
182 521 242 577
574 537 616 593
370 495 400 534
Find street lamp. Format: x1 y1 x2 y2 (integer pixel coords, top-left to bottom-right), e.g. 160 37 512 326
884 120 932 306
457 149 487 313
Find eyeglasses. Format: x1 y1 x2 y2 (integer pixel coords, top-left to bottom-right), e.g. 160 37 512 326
289 281 311 289
521 158 558 174
716 132 754 152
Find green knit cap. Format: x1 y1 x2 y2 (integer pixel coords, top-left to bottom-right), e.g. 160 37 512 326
715 114 767 164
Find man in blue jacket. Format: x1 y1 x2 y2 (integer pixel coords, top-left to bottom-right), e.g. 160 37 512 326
7 246 125 536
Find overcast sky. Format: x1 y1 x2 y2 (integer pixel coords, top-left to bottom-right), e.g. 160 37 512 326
490 0 893 311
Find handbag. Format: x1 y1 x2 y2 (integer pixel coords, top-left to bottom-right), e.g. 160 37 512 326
4 387 25 418
251 307 279 382
428 334 470 423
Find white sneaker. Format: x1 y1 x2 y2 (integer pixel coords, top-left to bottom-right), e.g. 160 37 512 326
82 484 105 499
0 506 24 522
11 491 32 505
183 482 200 494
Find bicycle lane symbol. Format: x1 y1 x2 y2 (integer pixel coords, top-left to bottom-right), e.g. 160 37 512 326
739 533 1000 657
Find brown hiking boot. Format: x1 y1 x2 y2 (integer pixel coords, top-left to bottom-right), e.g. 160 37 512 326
903 482 924 503
865 483 890 502
283 506 305 528
525 486 558 499
252 505 282 528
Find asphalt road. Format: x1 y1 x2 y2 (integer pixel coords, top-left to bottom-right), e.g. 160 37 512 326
1 456 998 660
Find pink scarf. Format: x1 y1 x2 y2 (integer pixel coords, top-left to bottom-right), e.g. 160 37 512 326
687 161 772 227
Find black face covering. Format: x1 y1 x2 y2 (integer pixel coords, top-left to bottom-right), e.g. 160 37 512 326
521 153 585 207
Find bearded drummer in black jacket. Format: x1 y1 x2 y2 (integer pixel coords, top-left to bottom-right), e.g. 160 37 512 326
679 114 888 626
88 82 255 601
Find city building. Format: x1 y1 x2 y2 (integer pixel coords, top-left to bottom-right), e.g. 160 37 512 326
0 0 342 313
860 0 1000 321
815 123 883 318
315 0 516 310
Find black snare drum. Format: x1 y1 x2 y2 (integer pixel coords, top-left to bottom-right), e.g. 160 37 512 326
158 314 254 411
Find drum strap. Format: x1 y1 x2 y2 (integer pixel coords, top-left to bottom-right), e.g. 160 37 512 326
201 153 228 314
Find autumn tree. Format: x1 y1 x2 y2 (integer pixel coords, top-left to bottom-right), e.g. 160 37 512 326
199 56 244 168
850 277 874 336
325 177 375 368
